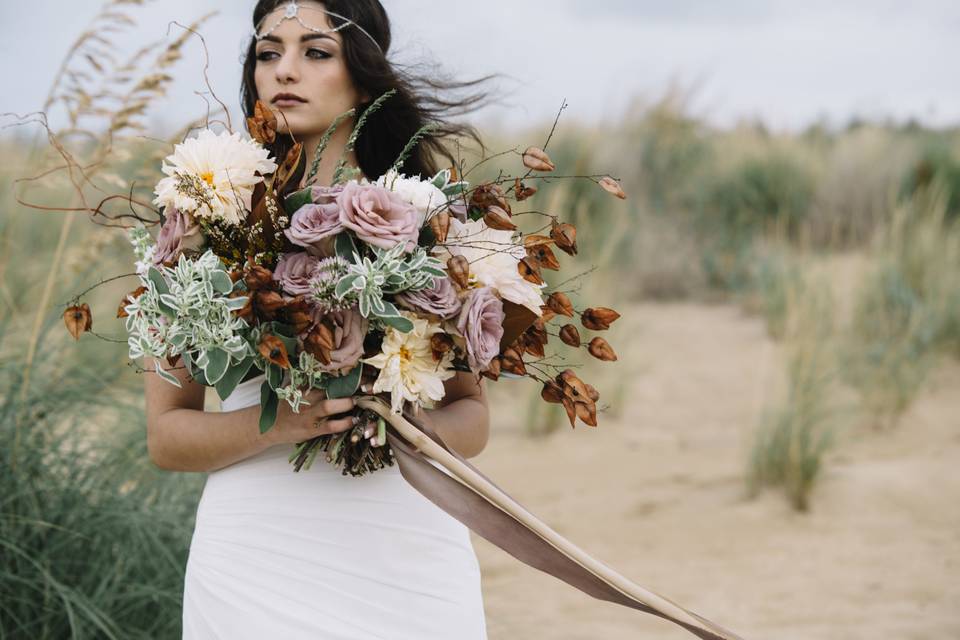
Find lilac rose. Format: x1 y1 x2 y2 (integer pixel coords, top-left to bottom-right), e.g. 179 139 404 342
396 276 463 320
456 287 505 371
337 182 420 252
153 207 203 266
272 251 319 296
306 305 368 376
284 185 344 256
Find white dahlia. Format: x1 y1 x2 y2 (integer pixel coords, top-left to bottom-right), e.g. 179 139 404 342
153 129 277 226
437 218 545 315
375 169 448 228
362 311 456 414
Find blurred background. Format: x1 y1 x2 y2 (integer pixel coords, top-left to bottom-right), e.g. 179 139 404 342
1 1 958 638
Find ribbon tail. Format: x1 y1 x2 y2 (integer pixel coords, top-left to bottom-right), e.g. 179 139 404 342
357 398 747 640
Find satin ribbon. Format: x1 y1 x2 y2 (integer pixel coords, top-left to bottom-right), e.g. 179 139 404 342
356 397 747 640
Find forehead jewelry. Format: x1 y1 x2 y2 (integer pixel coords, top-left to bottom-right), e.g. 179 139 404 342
254 0 383 54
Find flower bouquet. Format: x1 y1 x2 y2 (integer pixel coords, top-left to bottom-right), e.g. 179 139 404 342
66 90 626 476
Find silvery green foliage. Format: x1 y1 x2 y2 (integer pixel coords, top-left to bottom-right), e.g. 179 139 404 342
123 250 251 387
128 224 157 275
275 351 334 413
334 243 446 324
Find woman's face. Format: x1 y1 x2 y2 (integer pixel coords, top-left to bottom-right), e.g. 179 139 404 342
253 1 368 138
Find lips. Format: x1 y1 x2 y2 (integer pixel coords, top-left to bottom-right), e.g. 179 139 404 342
272 92 307 105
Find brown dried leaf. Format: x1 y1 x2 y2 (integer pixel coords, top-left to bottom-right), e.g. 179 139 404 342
63 303 92 340
116 285 147 319
247 99 277 144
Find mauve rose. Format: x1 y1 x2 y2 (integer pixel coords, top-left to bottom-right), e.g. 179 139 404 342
153 207 203 265
337 182 420 252
396 276 462 320
308 306 368 376
284 185 344 256
273 251 319 296
456 287 505 371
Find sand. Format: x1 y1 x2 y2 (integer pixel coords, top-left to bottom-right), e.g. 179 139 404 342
473 301 960 639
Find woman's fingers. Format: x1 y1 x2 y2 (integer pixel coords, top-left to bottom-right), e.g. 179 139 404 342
320 416 354 434
317 397 355 418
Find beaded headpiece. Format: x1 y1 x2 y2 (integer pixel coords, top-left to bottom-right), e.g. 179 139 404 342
254 1 383 53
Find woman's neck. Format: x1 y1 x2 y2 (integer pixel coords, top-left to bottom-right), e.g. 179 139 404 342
297 122 362 189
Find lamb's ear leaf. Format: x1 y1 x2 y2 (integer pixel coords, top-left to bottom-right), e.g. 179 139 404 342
204 347 230 385
380 314 414 333
325 362 362 399
259 382 279 434
154 359 182 388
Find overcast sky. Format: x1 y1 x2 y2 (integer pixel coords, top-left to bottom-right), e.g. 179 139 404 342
2 0 957 138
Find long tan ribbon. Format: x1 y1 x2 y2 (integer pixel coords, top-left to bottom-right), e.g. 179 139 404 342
357 397 747 640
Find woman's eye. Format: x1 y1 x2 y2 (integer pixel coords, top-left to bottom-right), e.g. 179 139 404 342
307 48 331 59
256 51 279 62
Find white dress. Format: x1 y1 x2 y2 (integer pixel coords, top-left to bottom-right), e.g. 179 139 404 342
182 373 487 639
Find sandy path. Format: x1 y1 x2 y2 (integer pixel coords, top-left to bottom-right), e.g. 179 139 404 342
473 302 960 639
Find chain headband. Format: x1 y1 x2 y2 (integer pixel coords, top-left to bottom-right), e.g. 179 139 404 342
254 1 383 54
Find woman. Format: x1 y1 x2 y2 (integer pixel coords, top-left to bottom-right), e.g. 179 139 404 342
145 1 498 637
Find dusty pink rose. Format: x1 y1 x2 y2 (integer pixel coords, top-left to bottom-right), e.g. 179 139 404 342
396 276 462 320
272 251 319 296
456 287 505 371
307 305 368 376
153 207 203 265
337 182 420 252
284 185 344 256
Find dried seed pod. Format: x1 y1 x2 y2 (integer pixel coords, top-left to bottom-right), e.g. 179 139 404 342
575 399 598 427
527 243 560 271
561 396 578 428
303 331 332 364
64 303 92 340
469 183 510 212
541 379 565 404
581 307 621 331
288 310 313 335
255 290 285 314
539 305 557 323
550 220 578 256
283 294 311 313
514 178 538 201
429 210 451 243
598 176 627 200
522 146 556 172
483 205 516 231
481 356 501 381
258 334 292 369
517 256 544 285
558 369 590 401
446 255 471 289
588 336 618 362
546 292 574 318
500 347 526 376
245 265 274 290
314 322 336 351
520 332 545 358
165 352 182 369
116 285 147 318
523 234 554 249
559 324 581 347
430 333 454 361
584 383 600 402
247 99 278 144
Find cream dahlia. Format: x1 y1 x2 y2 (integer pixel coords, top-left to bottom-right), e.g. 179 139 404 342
362 311 456 413
153 129 277 226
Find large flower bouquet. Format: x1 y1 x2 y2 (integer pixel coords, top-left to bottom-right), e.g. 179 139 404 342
64 91 625 475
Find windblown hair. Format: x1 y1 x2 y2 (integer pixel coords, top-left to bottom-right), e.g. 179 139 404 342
240 0 496 192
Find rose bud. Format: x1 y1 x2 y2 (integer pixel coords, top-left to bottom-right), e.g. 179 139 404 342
522 146 556 172
581 307 621 331
588 336 618 362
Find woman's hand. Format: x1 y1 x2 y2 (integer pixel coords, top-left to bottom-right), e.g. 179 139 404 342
265 388 357 445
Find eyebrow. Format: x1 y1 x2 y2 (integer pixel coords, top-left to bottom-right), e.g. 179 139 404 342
259 33 338 45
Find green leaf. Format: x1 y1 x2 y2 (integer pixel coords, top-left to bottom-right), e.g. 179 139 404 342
284 187 314 216
259 382 279 434
430 169 449 189
210 270 233 294
380 314 414 333
266 362 284 390
335 233 358 260
204 347 230 385
146 266 169 296
335 274 359 300
215 356 255 401
325 362 362 399
153 359 182 388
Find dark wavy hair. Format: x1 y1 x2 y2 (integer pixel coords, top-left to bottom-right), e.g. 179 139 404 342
240 0 496 194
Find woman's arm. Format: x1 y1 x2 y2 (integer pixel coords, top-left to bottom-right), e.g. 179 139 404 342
144 356 356 473
416 371 490 459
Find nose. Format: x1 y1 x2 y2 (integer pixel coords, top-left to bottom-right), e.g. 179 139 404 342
274 50 300 84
